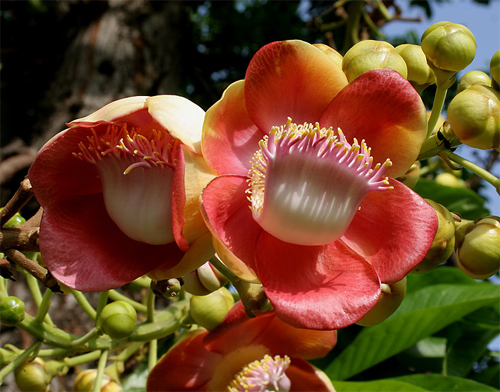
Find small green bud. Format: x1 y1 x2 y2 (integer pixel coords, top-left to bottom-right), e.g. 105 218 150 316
456 216 500 279
447 84 500 149
0 296 25 326
183 261 228 296
395 44 435 90
74 370 123 392
435 172 463 188
99 301 137 340
490 49 500 89
313 43 343 70
0 208 26 227
151 278 183 298
356 277 407 327
342 40 408 82
421 21 476 73
190 287 235 330
14 357 50 392
412 200 455 273
457 70 492 93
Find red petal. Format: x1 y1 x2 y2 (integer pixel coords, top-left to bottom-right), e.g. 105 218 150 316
202 80 264 175
319 69 427 178
245 40 348 132
28 128 102 206
40 195 184 291
205 302 336 360
201 175 261 275
147 329 218 391
287 359 335 392
172 142 188 250
255 233 381 330
342 179 438 284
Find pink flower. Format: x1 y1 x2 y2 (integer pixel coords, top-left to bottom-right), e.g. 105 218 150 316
147 302 337 391
200 40 438 329
29 96 215 291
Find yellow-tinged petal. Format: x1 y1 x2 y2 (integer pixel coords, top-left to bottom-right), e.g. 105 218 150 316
313 43 343 70
148 232 215 280
70 96 149 124
146 95 206 154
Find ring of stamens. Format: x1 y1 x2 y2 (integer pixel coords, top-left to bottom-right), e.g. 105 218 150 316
227 354 291 392
73 124 178 173
247 118 393 246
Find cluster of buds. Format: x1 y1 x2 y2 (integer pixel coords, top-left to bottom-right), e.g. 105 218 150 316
73 370 123 392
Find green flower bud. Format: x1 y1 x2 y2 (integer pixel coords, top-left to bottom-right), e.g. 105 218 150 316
412 200 455 273
447 84 500 149
14 357 51 392
435 172 464 188
0 296 25 326
313 43 343 70
151 278 183 298
183 261 228 296
99 301 137 340
457 70 492 93
395 161 420 189
395 44 435 90
342 40 408 82
421 21 476 73
490 49 500 89
456 216 500 279
189 286 235 330
0 208 26 227
356 277 407 327
74 370 123 392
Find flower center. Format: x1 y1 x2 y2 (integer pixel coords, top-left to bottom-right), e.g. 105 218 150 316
73 125 178 245
227 354 291 392
248 118 393 246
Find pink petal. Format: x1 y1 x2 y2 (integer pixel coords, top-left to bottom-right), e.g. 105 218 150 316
342 179 438 284
40 194 184 291
70 96 149 124
255 232 381 330
245 40 348 133
147 329 218 391
201 175 261 276
287 359 335 392
319 69 427 178
202 80 264 175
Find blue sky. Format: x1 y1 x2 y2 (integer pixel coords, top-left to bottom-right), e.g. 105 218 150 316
382 0 500 214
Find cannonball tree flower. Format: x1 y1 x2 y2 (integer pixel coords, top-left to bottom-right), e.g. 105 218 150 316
147 302 337 391
201 40 438 330
28 96 216 291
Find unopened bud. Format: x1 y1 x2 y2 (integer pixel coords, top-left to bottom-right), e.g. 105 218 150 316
0 295 25 326
342 40 407 82
189 287 235 330
182 261 228 296
74 370 123 392
14 357 50 392
412 200 455 273
421 22 476 73
99 301 137 340
457 70 492 93
356 277 407 327
491 49 500 90
151 278 183 298
313 43 343 70
456 216 500 279
435 172 463 188
0 208 26 227
447 85 500 149
396 162 420 189
395 44 434 91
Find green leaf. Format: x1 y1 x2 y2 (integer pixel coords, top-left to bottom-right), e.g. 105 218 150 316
413 179 489 219
325 283 500 380
333 374 499 392
407 266 478 294
121 360 148 392
391 374 500 391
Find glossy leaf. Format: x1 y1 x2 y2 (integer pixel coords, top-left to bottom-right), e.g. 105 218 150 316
325 283 500 380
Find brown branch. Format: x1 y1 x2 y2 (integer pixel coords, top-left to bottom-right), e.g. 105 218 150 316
4 249 62 293
0 177 34 227
0 226 40 252
0 258 16 281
